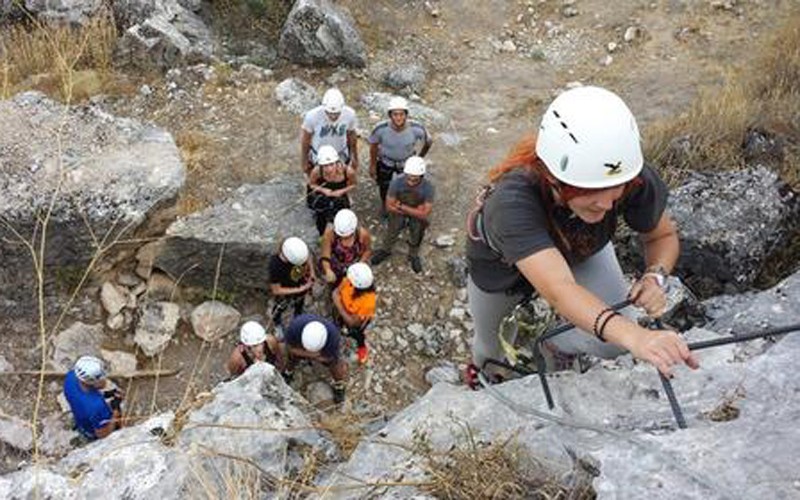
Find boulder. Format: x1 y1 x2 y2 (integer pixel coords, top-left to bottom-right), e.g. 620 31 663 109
100 349 137 375
0 92 185 312
274 77 320 115
661 167 797 295
382 63 427 95
24 0 103 25
189 300 241 342
134 301 180 356
51 322 104 371
153 177 318 290
360 92 447 127
0 412 33 452
1 364 336 498
114 0 214 70
327 327 800 498
100 281 129 316
704 269 800 336
117 13 214 70
278 0 366 68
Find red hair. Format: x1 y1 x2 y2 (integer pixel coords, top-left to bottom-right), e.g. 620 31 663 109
488 132 642 201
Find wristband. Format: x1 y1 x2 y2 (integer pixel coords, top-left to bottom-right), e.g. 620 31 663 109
592 307 614 341
598 312 621 342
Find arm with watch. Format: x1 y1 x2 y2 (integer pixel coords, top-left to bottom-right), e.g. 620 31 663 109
628 212 680 318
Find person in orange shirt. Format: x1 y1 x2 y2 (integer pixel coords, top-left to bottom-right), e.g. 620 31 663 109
332 263 376 364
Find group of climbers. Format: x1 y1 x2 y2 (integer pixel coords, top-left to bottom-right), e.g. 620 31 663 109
63 84 698 440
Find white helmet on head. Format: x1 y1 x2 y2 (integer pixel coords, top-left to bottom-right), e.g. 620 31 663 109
281 237 309 265
240 321 267 346
403 156 426 176
301 321 328 352
387 96 409 114
74 355 106 383
322 88 345 114
535 86 643 189
347 262 374 289
316 145 340 166
333 209 358 237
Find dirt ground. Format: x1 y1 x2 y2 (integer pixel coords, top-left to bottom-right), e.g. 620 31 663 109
1 0 797 469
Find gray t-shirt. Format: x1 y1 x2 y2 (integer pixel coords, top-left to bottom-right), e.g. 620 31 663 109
466 165 668 293
302 105 358 162
387 174 435 207
368 119 431 166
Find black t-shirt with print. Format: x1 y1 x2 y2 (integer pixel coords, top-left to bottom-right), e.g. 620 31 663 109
268 254 310 289
466 164 668 293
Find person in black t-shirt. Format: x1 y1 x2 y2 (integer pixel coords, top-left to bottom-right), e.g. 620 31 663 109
464 86 699 389
269 237 315 334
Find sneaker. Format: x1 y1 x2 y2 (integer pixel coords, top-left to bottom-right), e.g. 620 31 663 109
370 249 392 266
356 345 369 364
409 255 423 274
464 363 481 390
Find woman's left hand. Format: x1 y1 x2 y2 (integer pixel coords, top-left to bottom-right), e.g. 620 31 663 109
629 275 667 318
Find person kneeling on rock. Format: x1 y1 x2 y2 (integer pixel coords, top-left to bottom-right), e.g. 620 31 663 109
63 356 124 441
284 313 348 404
227 321 285 377
332 262 377 365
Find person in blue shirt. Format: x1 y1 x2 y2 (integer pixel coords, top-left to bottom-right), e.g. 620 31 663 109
63 356 124 440
283 313 347 403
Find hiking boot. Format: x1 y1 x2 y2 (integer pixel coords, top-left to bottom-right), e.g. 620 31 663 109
332 383 346 404
370 249 392 266
356 345 369 364
409 255 423 274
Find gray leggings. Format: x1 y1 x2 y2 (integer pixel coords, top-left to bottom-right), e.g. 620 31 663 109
468 243 636 370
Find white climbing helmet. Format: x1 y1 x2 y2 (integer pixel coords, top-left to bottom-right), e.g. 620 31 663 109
403 156 426 176
240 321 267 346
74 355 106 383
316 145 340 166
301 321 328 352
281 237 309 265
322 88 345 114
333 209 358 237
387 96 409 114
535 86 643 189
347 262 374 290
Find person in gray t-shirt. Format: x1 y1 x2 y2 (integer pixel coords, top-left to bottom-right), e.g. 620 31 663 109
463 86 698 389
368 96 432 210
370 156 434 274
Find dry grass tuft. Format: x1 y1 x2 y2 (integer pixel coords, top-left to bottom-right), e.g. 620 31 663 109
0 9 118 101
414 424 592 500
211 0 293 51
644 9 800 189
318 410 365 459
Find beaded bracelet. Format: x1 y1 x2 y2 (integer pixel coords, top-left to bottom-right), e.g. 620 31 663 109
597 311 621 342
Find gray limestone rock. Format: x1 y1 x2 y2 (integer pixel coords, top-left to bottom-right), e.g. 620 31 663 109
154 178 318 290
278 0 366 68
327 327 800 498
274 77 320 115
1 364 336 498
100 281 129 317
189 300 241 342
24 0 102 25
382 63 427 95
0 413 33 452
666 167 798 295
134 301 180 356
0 92 185 312
704 269 800 336
424 362 461 386
361 92 447 127
100 348 137 375
51 322 104 371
